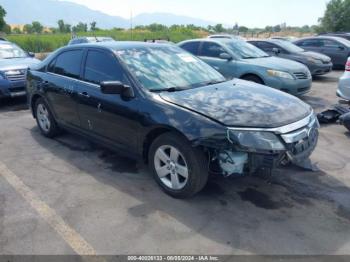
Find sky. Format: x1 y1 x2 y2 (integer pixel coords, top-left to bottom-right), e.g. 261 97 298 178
63 0 330 27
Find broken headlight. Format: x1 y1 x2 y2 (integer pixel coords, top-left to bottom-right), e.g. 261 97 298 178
227 130 286 151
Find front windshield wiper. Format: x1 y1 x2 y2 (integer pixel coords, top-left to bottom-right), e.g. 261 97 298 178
201 79 227 86
3 57 25 59
149 86 188 92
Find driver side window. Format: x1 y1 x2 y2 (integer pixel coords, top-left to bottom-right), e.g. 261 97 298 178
83 50 127 85
200 42 226 58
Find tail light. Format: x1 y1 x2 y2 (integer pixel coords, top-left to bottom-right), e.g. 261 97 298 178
346 60 350 71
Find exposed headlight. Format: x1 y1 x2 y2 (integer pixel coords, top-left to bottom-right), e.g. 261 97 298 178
267 70 294 80
0 73 4 80
307 57 322 65
227 130 286 151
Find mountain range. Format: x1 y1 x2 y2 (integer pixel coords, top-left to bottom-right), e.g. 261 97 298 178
0 0 217 28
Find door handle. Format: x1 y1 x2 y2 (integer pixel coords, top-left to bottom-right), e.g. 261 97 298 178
78 92 90 98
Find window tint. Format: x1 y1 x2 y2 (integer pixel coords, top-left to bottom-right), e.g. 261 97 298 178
256 42 276 52
200 42 226 58
53 50 83 79
298 39 323 47
47 58 56 73
84 50 124 85
180 42 200 55
323 39 342 48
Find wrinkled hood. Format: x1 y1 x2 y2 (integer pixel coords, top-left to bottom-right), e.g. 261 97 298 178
301 51 332 63
243 56 308 72
160 79 311 128
0 57 41 71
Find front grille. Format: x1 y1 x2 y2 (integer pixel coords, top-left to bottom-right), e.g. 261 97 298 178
293 72 309 79
5 70 26 82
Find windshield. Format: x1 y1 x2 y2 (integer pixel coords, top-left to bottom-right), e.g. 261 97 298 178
117 45 225 91
224 40 269 59
272 40 305 53
0 43 28 59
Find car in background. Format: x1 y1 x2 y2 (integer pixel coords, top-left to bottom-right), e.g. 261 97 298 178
207 34 245 41
270 36 297 42
294 36 350 68
178 38 312 96
249 39 332 76
337 57 350 100
318 32 350 41
0 41 40 99
68 36 115 45
27 42 319 198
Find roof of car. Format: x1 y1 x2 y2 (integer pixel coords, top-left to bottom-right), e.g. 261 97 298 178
65 41 175 51
179 38 242 45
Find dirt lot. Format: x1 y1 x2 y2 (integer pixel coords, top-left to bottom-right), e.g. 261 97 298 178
0 71 350 255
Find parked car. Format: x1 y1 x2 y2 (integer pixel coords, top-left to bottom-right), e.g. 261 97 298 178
270 36 297 42
27 42 319 198
68 36 115 45
0 41 40 99
294 36 350 68
337 57 350 100
249 39 333 76
318 32 350 41
208 34 245 41
178 38 312 96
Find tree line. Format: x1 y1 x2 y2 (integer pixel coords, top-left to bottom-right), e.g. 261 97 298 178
1 0 350 35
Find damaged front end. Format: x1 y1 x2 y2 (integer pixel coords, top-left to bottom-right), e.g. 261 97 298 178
196 113 319 177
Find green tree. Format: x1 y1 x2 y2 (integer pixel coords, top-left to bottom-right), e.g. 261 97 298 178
238 26 249 33
57 19 71 33
12 27 22 34
213 24 225 33
273 25 281 32
319 0 350 32
23 24 34 34
72 22 87 33
90 21 97 31
0 5 7 31
31 21 44 33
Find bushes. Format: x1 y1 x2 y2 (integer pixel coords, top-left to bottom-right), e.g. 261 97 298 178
6 29 206 53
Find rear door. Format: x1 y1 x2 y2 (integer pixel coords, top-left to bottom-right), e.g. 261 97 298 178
45 49 83 127
75 48 139 151
296 39 323 53
320 39 348 66
198 41 237 79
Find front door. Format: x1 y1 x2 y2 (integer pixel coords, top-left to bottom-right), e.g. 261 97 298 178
199 42 237 79
76 49 139 152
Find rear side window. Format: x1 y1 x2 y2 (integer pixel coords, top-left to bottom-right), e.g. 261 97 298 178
255 42 276 52
83 50 124 85
180 42 200 55
323 39 342 48
51 50 83 79
200 42 226 58
297 39 323 47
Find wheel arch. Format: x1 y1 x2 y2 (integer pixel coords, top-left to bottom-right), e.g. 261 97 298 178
239 73 265 84
142 126 191 164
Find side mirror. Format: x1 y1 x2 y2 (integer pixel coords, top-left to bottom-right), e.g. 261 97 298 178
338 45 345 50
272 47 280 54
219 52 233 60
28 52 35 58
100 81 134 98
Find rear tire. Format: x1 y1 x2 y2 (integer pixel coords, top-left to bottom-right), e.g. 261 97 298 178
241 75 264 84
149 133 209 198
35 98 60 138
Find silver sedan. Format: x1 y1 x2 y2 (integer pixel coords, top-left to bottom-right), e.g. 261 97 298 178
337 57 350 100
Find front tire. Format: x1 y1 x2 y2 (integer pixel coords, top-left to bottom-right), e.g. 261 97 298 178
241 75 264 85
35 98 60 138
149 133 209 198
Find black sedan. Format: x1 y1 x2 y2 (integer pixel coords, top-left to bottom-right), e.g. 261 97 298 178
27 42 319 198
249 39 333 76
294 36 350 68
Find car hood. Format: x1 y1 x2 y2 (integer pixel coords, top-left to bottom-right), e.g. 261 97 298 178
301 51 332 63
160 79 311 128
243 56 307 72
0 57 41 71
